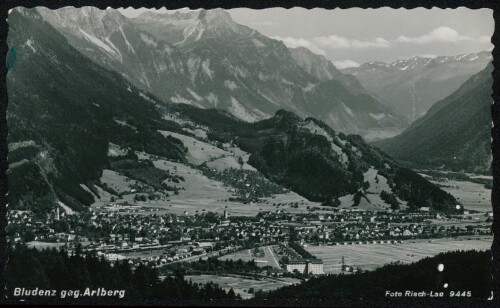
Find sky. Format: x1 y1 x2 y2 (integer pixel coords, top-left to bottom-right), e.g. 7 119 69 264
118 7 494 68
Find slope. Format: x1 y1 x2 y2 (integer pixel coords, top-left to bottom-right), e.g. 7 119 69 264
37 7 407 140
7 8 187 215
165 105 458 211
344 52 492 122
375 65 492 173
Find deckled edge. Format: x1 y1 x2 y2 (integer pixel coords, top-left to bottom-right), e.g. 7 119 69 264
0 0 498 306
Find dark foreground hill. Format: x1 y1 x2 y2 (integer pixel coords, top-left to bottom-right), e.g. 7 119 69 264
254 250 491 300
5 244 239 302
375 65 492 173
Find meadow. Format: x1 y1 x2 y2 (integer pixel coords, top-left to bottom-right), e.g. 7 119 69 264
185 274 300 299
219 246 281 269
305 236 492 274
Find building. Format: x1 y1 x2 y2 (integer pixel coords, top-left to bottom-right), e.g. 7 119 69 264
285 259 324 275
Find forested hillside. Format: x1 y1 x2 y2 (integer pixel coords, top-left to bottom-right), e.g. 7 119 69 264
376 65 492 173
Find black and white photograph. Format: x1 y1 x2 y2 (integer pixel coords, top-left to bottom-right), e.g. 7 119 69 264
0 0 498 305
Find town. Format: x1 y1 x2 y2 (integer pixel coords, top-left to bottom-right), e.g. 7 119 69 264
7 200 493 277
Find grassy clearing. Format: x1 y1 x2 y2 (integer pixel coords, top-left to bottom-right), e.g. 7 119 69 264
426 178 491 212
100 169 137 194
219 246 281 269
26 241 66 250
185 274 300 299
159 130 255 171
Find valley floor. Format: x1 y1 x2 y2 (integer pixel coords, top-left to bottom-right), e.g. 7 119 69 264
304 235 491 274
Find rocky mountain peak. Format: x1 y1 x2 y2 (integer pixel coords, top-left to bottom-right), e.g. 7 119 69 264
199 8 233 23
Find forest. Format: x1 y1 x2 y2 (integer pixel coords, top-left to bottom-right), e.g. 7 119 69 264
4 244 240 302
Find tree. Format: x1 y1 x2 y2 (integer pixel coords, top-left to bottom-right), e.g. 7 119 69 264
228 288 236 299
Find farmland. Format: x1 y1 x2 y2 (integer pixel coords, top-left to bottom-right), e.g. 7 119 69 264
93 152 318 217
419 173 491 212
185 274 300 299
305 236 492 274
27 241 66 250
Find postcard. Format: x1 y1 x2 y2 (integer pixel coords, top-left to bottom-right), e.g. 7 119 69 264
1 1 497 305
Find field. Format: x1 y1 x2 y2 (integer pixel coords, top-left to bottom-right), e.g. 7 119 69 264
91 152 318 216
158 130 255 171
305 236 492 274
219 246 281 269
185 274 300 299
430 179 491 212
27 241 66 250
100 169 137 194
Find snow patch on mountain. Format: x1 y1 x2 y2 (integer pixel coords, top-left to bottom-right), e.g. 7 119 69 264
25 39 36 53
171 93 193 105
228 97 259 122
139 33 157 47
280 78 294 86
258 91 281 107
201 59 213 79
369 113 386 120
139 92 155 103
224 80 238 90
206 93 218 106
79 27 122 62
341 102 354 117
114 119 137 130
252 38 265 48
187 57 201 82
119 26 135 54
302 83 316 93
103 37 123 63
187 88 203 101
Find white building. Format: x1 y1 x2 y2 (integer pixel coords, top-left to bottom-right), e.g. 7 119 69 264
285 259 324 275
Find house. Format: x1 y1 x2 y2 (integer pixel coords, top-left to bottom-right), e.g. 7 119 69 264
402 229 413 237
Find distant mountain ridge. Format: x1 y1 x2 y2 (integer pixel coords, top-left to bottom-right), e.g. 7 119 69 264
375 64 493 173
36 7 408 140
7 7 457 215
288 46 367 95
343 51 491 122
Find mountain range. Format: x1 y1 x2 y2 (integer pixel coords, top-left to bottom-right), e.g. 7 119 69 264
343 52 491 123
375 64 493 173
7 8 458 215
36 7 408 140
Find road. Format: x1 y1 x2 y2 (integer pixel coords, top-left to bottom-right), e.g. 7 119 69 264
265 246 281 269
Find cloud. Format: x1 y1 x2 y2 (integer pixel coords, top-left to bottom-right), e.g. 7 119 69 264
418 54 438 59
477 35 492 44
396 26 489 44
333 60 360 69
314 35 390 49
249 21 276 26
271 36 326 55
